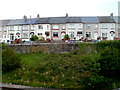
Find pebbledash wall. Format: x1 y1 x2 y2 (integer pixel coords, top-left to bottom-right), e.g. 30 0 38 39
0 14 120 43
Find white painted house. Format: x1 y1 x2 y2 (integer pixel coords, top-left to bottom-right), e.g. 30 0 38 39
0 14 119 43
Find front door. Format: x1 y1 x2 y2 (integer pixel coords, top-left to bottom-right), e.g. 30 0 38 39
10 34 14 41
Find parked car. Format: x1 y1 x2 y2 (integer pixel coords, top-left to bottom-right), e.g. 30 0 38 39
65 40 83 43
91 40 100 42
23 41 33 44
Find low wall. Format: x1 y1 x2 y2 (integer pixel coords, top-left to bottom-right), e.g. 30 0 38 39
5 43 78 53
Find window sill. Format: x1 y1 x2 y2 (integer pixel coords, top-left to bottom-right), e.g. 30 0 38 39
52 29 59 30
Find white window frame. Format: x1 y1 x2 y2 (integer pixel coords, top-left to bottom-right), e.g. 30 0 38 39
23 25 29 30
62 24 66 29
101 24 108 29
53 32 58 37
68 31 74 38
52 25 59 29
22 33 29 38
102 33 107 38
38 25 43 29
86 32 91 37
68 24 75 29
111 24 115 29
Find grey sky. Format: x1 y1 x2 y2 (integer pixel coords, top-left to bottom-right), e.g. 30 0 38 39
0 0 119 20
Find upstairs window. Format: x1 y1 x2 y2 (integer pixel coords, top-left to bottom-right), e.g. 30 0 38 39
10 26 14 30
111 24 115 29
84 24 92 29
3 26 7 31
23 25 29 30
52 25 59 29
68 24 75 29
78 24 82 28
47 25 49 29
31 25 35 30
38 25 43 29
18 26 22 30
62 24 66 29
101 24 108 29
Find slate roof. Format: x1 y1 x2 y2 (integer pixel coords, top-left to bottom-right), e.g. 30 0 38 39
35 18 49 24
81 17 99 23
0 20 11 26
47 17 66 24
67 17 82 23
0 16 117 26
98 16 115 23
113 16 120 24
7 18 38 26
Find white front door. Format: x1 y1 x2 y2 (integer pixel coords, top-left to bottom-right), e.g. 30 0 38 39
94 33 98 40
110 31 115 40
61 33 65 39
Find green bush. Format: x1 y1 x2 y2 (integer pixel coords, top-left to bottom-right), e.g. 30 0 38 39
30 35 38 41
95 40 120 52
64 34 69 40
83 76 112 90
98 47 120 78
2 42 6 47
2 47 21 72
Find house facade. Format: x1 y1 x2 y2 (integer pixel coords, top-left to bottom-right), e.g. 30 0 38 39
0 14 119 43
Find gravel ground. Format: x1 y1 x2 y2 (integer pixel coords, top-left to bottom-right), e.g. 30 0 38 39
0 83 63 90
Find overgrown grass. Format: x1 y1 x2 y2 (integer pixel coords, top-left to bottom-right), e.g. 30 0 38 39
2 40 120 89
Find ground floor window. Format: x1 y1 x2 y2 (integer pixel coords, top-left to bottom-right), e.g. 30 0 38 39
53 32 58 37
77 31 82 35
86 32 91 37
68 32 74 38
22 33 28 38
118 33 120 38
102 33 107 38
38 33 42 35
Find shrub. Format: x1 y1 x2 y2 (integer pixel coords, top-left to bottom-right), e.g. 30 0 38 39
98 47 120 78
2 47 21 72
64 34 69 40
2 42 6 47
95 40 120 52
30 35 38 41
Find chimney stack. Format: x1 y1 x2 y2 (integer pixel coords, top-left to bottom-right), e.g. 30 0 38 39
110 13 113 18
66 13 68 17
37 14 40 19
23 15 27 19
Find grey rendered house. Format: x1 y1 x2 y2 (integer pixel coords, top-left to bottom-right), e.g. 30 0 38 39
7 18 38 42
81 17 99 40
66 17 83 40
98 16 116 40
0 20 11 43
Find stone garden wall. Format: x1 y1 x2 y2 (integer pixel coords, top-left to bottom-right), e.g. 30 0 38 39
5 43 78 53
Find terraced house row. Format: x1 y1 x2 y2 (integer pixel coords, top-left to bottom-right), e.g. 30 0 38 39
0 14 120 43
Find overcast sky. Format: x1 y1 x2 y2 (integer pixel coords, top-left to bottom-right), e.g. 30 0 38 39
0 0 119 20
